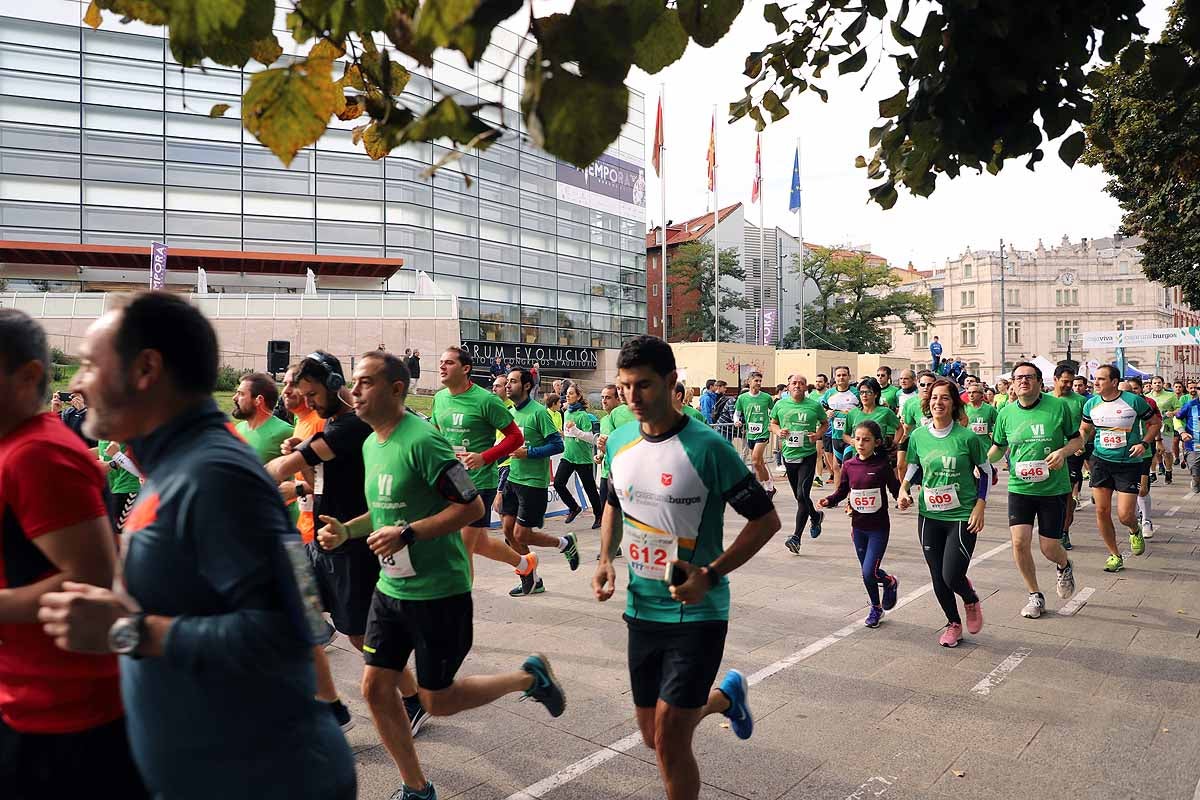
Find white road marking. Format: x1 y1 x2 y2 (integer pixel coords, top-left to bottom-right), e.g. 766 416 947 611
1057 587 1095 617
845 775 899 799
971 647 1033 696
1165 491 1197 517
504 541 1011 799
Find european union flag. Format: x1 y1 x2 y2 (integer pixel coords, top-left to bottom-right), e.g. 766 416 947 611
788 149 800 213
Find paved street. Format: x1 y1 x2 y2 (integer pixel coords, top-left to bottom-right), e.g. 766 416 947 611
328 469 1200 800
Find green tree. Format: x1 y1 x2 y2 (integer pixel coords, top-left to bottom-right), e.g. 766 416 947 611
781 248 932 353
668 241 750 343
84 0 743 169
1083 1 1200 305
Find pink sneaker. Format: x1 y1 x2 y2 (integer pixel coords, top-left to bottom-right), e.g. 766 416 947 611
939 623 963 648
964 600 983 635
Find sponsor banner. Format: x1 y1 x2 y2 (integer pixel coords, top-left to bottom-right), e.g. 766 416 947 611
556 153 646 220
150 241 168 290
1082 326 1200 348
762 308 777 346
463 340 599 371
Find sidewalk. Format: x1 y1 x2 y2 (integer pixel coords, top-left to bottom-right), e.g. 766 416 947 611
327 473 1200 800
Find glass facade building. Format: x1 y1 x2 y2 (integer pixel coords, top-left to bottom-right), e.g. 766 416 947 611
0 3 648 349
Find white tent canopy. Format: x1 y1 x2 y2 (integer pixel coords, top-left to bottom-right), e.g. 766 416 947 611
1001 355 1058 382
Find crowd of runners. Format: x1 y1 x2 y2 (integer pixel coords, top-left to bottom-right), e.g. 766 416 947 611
3 293 1200 800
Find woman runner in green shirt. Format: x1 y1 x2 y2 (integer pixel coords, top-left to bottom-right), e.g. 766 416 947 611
898 378 991 648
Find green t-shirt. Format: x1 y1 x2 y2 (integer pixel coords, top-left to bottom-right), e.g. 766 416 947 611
563 406 599 464
846 405 900 443
993 395 1011 411
771 395 825 459
1052 390 1086 435
235 415 294 466
820 387 862 438
682 404 706 423
734 391 774 439
599 404 637 480
605 416 751 623
431 383 515 491
98 440 140 494
964 402 998 441
1082 390 1155 464
363 412 472 601
1149 390 1179 419
902 395 931 431
993 394 1074 496
880 384 901 412
906 424 988 522
508 399 559 488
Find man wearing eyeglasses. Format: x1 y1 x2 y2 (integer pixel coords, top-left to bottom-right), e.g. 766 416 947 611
896 371 936 481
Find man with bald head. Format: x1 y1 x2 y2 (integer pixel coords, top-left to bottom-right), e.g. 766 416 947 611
770 374 829 553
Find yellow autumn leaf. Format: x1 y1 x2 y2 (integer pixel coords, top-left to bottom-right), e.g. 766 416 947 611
242 57 338 167
209 103 231 117
83 1 102 28
360 123 391 160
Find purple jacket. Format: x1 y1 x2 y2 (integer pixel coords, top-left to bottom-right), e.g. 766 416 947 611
824 451 901 531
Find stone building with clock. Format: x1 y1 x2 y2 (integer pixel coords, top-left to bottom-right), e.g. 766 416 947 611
882 235 1200 382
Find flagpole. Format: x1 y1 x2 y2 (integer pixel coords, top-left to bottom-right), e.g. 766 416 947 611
797 135 805 349
660 84 668 343
712 105 720 344
757 135 765 346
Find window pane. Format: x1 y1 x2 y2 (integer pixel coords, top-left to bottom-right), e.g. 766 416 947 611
245 168 311 195
318 220 383 246
169 186 241 214
83 206 162 234
166 112 239 141
1 123 79 153
0 175 79 203
244 191 312 217
84 105 162 135
167 138 237 166
167 211 240 238
0 200 79 230
84 155 161 184
1 70 78 102
86 130 161 160
167 162 240 190
84 180 163 209
3 150 79 179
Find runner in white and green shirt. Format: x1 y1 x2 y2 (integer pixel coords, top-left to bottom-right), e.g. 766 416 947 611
770 373 829 550
1148 375 1179 483
734 372 778 495
987 361 1077 619
1080 365 1160 572
594 336 779 797
316 352 565 800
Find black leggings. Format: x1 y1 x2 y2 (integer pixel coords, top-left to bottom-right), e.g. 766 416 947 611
917 515 979 624
784 455 818 537
553 460 602 518
598 476 610 508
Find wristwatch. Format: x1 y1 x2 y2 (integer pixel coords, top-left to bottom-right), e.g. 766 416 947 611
295 482 307 498
108 613 146 656
398 525 416 548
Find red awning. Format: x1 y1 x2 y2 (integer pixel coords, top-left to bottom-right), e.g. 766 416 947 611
0 240 402 280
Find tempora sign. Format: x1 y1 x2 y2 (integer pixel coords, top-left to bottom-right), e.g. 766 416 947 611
463 341 599 370
1082 326 1200 348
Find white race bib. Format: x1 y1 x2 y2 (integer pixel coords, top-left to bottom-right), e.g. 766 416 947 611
313 463 325 495
849 487 883 514
787 432 805 447
298 494 314 513
626 527 678 582
379 519 416 578
970 421 989 435
1099 430 1127 449
832 417 846 432
748 422 764 436
923 484 962 512
1014 459 1050 483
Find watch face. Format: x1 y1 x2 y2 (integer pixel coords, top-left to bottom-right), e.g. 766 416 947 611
109 618 140 654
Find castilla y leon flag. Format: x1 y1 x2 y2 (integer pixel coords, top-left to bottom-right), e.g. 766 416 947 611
706 113 716 191
652 95 664 177
751 134 761 204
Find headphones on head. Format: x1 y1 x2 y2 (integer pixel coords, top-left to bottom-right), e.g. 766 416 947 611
306 352 345 392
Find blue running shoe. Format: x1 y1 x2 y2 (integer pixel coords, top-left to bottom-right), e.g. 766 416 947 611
881 576 898 611
809 510 824 539
865 605 883 628
521 653 566 717
718 669 753 740
784 534 801 554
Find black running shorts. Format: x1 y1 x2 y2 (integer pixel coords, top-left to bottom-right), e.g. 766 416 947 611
1007 492 1070 538
362 591 473 691
501 480 548 528
307 538 380 636
466 488 496 529
1066 453 1085 486
625 615 728 709
1089 456 1142 495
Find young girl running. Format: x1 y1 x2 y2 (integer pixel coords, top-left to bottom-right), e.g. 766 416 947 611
819 420 901 627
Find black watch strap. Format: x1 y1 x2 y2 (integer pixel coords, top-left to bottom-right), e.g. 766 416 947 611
399 525 416 547
704 565 721 588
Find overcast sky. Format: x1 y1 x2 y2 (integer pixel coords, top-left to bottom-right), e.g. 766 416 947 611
529 1 1171 269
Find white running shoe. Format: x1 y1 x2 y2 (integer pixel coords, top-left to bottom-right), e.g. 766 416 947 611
1021 592 1046 619
1142 520 1154 539
1056 560 1076 600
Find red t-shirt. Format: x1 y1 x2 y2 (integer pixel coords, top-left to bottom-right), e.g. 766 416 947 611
0 413 123 734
